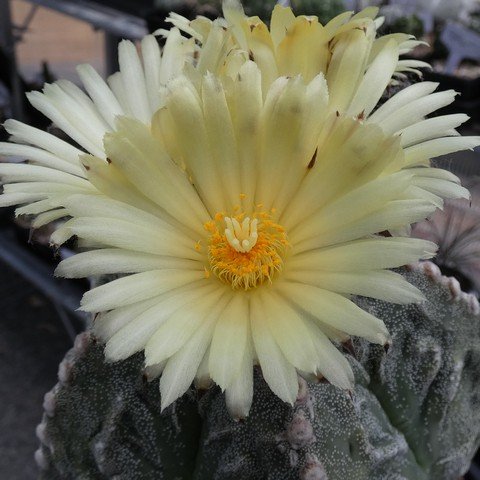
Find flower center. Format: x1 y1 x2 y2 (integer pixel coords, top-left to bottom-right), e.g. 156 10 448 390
224 216 258 253
204 211 289 290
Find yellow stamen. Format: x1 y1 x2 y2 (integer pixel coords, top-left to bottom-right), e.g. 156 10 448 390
204 221 216 233
204 210 289 290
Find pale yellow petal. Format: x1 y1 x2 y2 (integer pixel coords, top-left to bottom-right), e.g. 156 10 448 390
399 114 469 147
250 294 298 405
50 217 202 260
347 39 398 117
209 293 249 389
229 61 262 210
81 269 205 312
4 118 83 165
55 248 203 278
404 136 480 166
157 75 225 214
294 199 436 251
302 319 354 390
160 299 224 410
368 81 439 125
270 4 296 48
276 282 390 344
76 63 124 128
261 291 319 372
202 73 241 211
284 269 425 304
326 26 372 113
104 117 209 231
0 143 83 176
144 286 226 365
225 329 254 419
375 90 457 136
104 281 216 360
94 294 166 342
289 237 437 271
118 40 151 123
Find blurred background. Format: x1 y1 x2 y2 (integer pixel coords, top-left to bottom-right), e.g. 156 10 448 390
1 0 480 478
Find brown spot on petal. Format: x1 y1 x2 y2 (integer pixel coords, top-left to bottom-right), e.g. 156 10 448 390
307 148 318 169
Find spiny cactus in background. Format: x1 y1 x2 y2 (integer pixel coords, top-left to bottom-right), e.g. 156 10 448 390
412 177 480 295
36 264 480 480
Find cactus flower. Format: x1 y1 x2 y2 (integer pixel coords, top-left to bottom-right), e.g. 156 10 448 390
0 2 479 418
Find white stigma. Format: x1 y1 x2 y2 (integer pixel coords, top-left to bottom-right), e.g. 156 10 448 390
224 216 258 253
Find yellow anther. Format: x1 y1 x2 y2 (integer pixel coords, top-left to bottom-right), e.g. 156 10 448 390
204 221 216 232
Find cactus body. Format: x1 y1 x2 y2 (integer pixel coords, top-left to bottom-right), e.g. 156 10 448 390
36 265 480 479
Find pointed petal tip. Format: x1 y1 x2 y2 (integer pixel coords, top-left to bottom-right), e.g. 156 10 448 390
195 378 214 390
78 297 98 314
233 415 247 423
118 38 134 49
222 0 244 14
75 63 93 74
412 289 427 303
102 346 121 363
52 264 64 278
159 400 170 413
160 384 182 412
143 366 163 382
104 341 134 363
331 373 355 392
228 407 249 422
382 334 392 346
